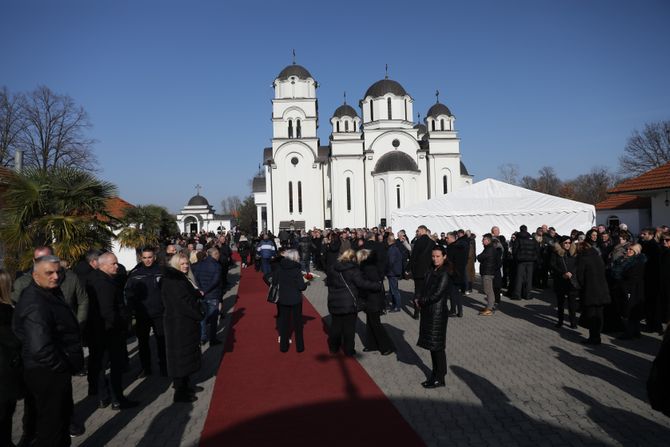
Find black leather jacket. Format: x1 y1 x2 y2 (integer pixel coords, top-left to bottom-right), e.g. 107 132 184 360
417 265 450 351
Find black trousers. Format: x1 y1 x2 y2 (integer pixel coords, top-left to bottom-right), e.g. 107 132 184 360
413 278 425 315
514 262 534 299
0 399 16 447
24 368 72 447
278 303 304 352
329 313 357 355
430 350 447 382
555 284 578 325
173 376 191 396
582 305 604 342
448 281 463 315
365 310 393 352
88 331 126 403
135 315 166 374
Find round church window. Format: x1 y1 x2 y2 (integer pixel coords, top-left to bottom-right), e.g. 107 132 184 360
392 139 400 148
291 157 299 166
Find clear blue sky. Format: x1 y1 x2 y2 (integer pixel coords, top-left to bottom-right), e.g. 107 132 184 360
2 0 669 213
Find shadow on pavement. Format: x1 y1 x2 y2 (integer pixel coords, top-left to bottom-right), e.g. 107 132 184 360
386 325 432 380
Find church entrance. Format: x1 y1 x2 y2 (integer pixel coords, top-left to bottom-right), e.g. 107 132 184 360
184 216 198 234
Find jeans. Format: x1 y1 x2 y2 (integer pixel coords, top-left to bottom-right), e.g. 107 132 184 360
387 276 401 310
260 258 272 275
200 299 220 342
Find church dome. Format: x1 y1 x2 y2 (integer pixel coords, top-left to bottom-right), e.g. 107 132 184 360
277 64 313 81
427 102 453 118
374 152 420 174
413 123 427 134
364 79 408 98
332 104 358 118
187 194 209 206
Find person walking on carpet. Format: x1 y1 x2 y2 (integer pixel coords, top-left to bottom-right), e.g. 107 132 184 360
271 249 308 352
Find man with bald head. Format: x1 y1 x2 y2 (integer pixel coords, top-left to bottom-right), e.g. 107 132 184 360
86 252 138 410
13 255 84 446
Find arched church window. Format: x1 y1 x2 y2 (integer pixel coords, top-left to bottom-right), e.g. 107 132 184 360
404 99 408 120
288 181 293 213
441 119 445 131
443 175 448 194
431 120 435 131
370 101 374 121
296 119 301 138
396 185 401 208
387 98 392 119
298 181 303 213
336 122 340 133
344 121 349 132
346 178 352 211
288 120 293 138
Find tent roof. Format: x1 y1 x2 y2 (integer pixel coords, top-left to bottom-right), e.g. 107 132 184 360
393 178 594 218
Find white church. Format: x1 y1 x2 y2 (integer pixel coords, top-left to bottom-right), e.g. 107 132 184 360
253 63 473 235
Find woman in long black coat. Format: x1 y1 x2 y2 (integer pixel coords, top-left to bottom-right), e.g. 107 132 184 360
576 241 611 345
417 245 451 389
358 249 394 355
163 253 205 403
273 249 308 352
0 269 22 446
327 249 381 356
615 243 647 339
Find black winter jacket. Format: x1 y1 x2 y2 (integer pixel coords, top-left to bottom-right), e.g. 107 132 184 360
192 256 223 301
327 261 381 315
86 269 129 333
162 267 204 379
274 258 307 306
360 253 386 313
12 282 83 374
0 303 23 401
447 240 467 285
125 263 164 319
410 234 435 278
577 248 611 306
417 265 450 351
513 231 540 263
477 244 498 276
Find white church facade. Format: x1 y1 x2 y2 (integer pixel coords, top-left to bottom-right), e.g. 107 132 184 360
253 63 473 235
176 193 236 234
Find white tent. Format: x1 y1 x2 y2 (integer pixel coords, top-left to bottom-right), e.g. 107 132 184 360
391 178 596 239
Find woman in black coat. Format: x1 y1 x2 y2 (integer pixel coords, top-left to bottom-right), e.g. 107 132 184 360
162 253 205 403
358 249 394 355
327 249 381 356
0 269 22 446
417 245 451 389
576 241 611 345
615 244 647 339
273 250 308 353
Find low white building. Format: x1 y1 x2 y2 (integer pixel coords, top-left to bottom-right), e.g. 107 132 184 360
176 194 236 234
253 63 473 235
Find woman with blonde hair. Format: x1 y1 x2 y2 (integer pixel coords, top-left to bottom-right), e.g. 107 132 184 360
0 269 22 445
326 249 381 356
162 253 205 402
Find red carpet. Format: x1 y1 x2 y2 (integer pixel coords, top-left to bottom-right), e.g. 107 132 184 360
200 263 425 447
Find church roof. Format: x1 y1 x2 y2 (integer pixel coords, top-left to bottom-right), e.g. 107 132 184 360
427 102 453 118
252 176 266 192
187 194 209 206
277 64 313 81
374 151 420 174
332 104 358 118
414 123 427 134
460 161 470 176
364 79 408 98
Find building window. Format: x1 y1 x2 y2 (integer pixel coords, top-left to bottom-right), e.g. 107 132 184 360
346 178 352 211
288 181 293 213
296 119 301 138
387 98 392 119
288 120 293 138
370 101 374 121
298 181 303 213
336 122 340 132
344 121 349 132
441 119 445 131
404 99 408 120
443 175 448 194
396 185 401 208
431 120 435 131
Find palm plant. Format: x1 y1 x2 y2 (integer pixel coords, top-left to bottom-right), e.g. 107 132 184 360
0 166 118 271
117 204 178 251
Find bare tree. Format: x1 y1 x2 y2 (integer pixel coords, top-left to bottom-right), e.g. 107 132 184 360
619 120 670 176
0 87 25 167
18 86 97 172
220 195 242 215
521 166 562 196
563 167 618 204
497 163 520 185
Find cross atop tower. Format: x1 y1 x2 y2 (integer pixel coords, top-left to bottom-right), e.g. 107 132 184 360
292 49 296 65
343 91 347 105
385 64 389 79
195 184 202 195
435 89 440 103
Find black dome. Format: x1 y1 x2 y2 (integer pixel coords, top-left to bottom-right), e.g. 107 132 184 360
427 102 453 118
413 123 427 134
332 104 358 118
364 79 408 98
374 152 420 174
277 64 313 81
187 194 209 206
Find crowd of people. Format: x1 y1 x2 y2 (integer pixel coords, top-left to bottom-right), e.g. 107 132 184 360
0 232 235 446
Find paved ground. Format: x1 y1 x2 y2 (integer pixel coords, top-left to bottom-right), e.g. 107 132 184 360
11 264 670 446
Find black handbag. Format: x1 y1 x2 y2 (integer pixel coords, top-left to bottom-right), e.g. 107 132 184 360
267 278 280 304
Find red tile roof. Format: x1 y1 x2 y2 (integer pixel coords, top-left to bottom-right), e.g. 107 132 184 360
595 194 651 211
104 197 134 220
608 161 670 194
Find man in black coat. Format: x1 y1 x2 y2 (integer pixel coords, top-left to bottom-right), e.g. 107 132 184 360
12 255 84 446
86 253 137 410
410 225 435 319
477 234 498 315
511 225 540 300
217 234 232 289
640 228 662 333
125 247 166 377
491 226 510 289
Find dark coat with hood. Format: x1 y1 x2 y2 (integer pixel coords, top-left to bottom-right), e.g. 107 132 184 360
0 302 23 401
327 261 381 315
273 258 307 306
12 282 83 374
162 267 204 378
576 247 611 306
417 265 450 351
